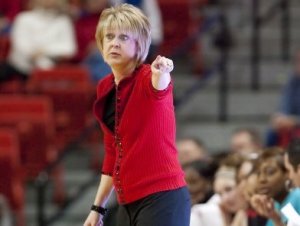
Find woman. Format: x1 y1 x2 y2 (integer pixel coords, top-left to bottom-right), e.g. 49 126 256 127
183 160 217 205
251 148 300 226
83 4 190 226
190 153 248 226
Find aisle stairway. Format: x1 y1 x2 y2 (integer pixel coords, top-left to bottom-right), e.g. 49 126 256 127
175 0 300 152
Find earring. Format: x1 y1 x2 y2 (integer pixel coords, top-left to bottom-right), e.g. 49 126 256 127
285 179 294 191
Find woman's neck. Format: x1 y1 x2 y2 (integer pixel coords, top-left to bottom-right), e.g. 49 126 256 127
112 62 136 85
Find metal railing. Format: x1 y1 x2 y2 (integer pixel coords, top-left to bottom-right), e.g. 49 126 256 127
175 0 290 121
251 0 290 90
173 9 231 122
35 122 101 226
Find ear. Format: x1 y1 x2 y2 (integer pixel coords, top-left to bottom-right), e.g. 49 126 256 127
297 164 300 173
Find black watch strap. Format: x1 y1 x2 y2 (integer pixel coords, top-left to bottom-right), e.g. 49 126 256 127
91 205 108 216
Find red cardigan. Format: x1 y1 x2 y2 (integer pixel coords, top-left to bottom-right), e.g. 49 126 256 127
93 64 186 204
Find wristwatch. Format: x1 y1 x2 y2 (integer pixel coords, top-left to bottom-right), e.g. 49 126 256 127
91 205 108 216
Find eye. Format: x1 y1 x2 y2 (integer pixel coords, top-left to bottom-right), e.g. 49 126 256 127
105 33 114 40
119 34 129 41
224 186 234 193
265 167 276 176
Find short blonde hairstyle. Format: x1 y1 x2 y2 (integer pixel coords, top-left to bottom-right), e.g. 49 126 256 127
95 4 151 67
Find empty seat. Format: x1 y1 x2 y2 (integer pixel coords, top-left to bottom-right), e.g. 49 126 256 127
0 35 10 62
28 66 93 147
0 95 57 178
0 95 66 205
0 129 24 211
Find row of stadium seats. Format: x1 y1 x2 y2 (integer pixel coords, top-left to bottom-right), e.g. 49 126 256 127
0 66 99 226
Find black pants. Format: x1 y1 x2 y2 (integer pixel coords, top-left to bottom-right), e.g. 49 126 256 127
0 62 28 82
116 187 191 226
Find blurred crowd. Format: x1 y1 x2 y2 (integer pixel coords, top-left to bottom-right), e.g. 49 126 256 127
1 0 300 226
179 132 300 226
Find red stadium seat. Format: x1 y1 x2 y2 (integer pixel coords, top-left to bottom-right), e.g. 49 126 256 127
0 95 57 178
0 35 10 62
0 129 25 226
158 0 205 56
28 66 93 147
0 95 66 204
0 79 25 94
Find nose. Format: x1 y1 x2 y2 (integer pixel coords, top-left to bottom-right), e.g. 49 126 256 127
111 38 120 48
257 173 267 184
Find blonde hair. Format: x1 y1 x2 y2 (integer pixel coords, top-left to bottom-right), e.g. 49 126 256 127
95 4 151 67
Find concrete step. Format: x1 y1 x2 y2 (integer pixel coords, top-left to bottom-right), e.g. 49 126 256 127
50 181 117 226
174 58 291 89
175 87 280 119
25 169 96 225
177 120 268 153
222 60 291 88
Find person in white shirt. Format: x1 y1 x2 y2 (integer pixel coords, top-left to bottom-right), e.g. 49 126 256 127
191 153 248 226
0 0 77 82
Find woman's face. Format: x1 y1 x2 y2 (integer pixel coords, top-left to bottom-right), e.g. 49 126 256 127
214 175 246 213
184 167 210 205
38 0 61 9
237 161 257 202
284 154 300 188
256 158 288 199
243 173 258 201
102 28 137 69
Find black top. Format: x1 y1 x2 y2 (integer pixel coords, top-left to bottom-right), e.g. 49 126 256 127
103 88 116 132
247 211 267 226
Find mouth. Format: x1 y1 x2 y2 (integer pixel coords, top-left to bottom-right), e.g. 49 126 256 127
109 52 121 56
256 187 270 194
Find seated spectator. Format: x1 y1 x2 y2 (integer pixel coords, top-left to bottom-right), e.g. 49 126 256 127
230 127 263 155
251 148 300 226
237 155 268 226
183 160 217 205
176 137 208 165
190 153 248 226
237 155 257 200
284 138 300 188
282 138 300 226
0 0 77 82
266 51 300 148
